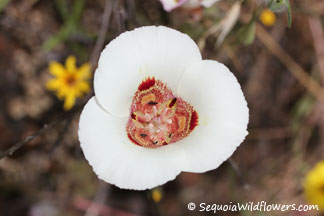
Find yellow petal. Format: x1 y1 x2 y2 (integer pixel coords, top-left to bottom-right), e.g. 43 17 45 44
65 56 77 72
70 86 82 97
304 161 324 211
56 86 69 99
46 79 62 91
77 63 91 79
63 92 76 110
76 81 91 93
49 62 66 77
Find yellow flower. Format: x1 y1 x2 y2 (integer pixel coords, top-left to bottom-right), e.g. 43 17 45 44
259 9 276 27
304 160 324 212
151 187 163 203
46 56 91 110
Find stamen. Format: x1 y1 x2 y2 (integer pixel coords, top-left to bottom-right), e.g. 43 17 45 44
141 93 156 105
148 101 158 105
131 113 137 120
178 116 186 131
168 98 177 108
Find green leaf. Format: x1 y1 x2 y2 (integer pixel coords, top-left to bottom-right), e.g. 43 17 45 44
0 0 10 13
55 0 69 21
43 0 86 51
71 0 85 21
237 21 256 45
43 20 76 51
268 0 285 12
267 0 292 28
291 94 315 132
284 0 292 28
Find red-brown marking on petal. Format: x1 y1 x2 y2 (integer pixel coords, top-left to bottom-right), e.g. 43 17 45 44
189 111 198 131
138 77 155 91
127 133 142 146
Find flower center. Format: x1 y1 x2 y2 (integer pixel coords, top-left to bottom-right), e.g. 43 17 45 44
64 73 77 86
126 77 198 148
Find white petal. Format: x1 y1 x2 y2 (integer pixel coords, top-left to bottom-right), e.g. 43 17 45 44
94 26 202 117
78 97 187 190
160 0 188 11
201 0 219 7
176 60 249 173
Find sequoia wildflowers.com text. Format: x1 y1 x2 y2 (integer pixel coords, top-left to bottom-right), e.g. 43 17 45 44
187 201 319 214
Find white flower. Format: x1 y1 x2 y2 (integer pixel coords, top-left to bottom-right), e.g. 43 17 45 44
160 0 220 12
78 26 249 190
